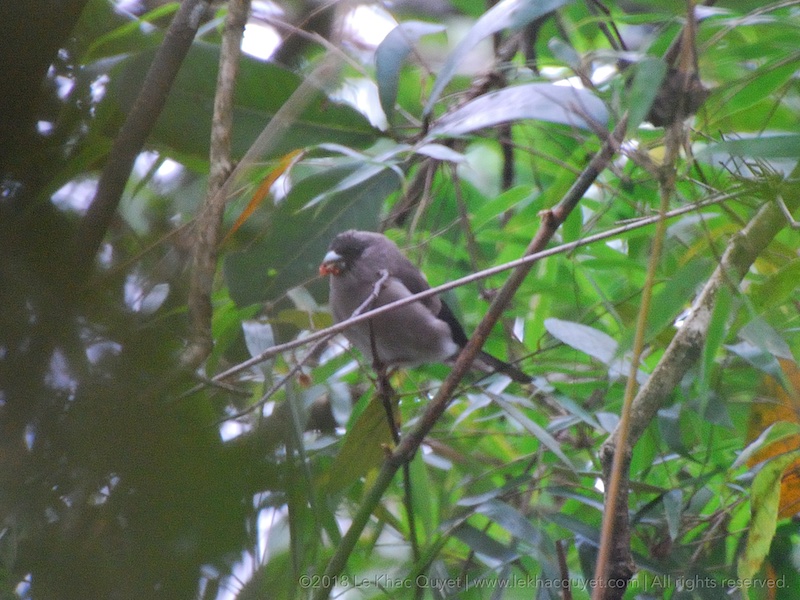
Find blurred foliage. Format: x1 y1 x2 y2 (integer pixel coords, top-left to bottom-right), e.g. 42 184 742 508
0 0 799 599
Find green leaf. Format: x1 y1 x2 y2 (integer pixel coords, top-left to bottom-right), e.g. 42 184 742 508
740 318 793 361
545 318 617 363
700 284 732 414
748 259 800 310
110 42 379 161
490 393 577 471
714 58 799 122
657 404 687 455
738 451 800 582
704 392 734 428
375 21 445 122
209 297 260 369
471 185 534 229
424 0 572 115
544 318 645 382
620 258 714 348
726 341 784 380
428 83 608 137
320 396 394 496
84 3 177 61
546 513 600 544
697 135 800 161
409 451 437 540
662 489 683 541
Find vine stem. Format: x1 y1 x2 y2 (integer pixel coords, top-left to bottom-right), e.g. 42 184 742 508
591 123 682 598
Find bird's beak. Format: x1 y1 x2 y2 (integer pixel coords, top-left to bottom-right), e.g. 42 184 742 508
319 250 344 276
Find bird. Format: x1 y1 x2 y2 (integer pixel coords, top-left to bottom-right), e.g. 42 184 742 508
319 230 530 383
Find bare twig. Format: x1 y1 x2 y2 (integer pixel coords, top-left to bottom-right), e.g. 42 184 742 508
183 0 252 368
72 0 213 282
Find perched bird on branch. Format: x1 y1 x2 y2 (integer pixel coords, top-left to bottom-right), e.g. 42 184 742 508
320 230 529 383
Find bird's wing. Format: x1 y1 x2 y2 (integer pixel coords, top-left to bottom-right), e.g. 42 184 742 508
391 255 471 349
391 255 431 295
434 298 470 348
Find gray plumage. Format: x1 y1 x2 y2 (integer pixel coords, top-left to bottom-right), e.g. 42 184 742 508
319 230 530 382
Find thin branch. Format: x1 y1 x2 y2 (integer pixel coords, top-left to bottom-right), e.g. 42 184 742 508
182 7 347 367
592 120 683 600
72 0 212 282
556 539 574 600
184 0 252 368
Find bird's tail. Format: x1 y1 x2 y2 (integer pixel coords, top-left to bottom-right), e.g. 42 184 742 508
473 350 531 384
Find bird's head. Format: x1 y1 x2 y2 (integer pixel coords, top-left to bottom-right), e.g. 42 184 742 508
319 230 374 276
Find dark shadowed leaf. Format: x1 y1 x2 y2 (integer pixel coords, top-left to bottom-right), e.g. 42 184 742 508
110 42 379 161
321 395 395 495
626 57 668 132
223 166 397 306
451 523 520 565
740 318 794 361
662 489 683 541
476 499 541 546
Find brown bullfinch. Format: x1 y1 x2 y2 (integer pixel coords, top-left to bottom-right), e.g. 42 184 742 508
319 230 529 383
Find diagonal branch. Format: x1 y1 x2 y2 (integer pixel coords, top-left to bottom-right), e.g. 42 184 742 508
310 119 628 600
72 0 212 283
606 193 799 454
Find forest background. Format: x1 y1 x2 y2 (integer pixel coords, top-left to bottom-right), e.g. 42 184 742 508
1 0 799 598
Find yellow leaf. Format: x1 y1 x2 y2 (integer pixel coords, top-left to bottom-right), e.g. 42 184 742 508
747 359 800 517
220 149 303 247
